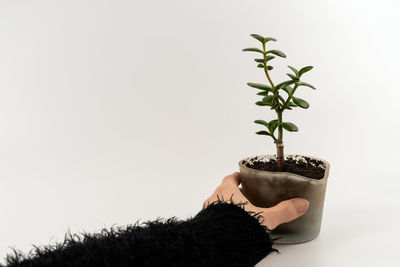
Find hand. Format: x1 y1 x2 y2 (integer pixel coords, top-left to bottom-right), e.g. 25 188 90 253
203 172 309 230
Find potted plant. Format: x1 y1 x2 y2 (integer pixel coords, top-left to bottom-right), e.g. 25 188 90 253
239 34 330 244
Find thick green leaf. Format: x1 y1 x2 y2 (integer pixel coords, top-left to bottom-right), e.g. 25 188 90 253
262 95 274 104
266 65 273 70
282 122 299 132
283 86 293 95
255 130 271 136
257 63 264 68
288 66 299 77
286 73 299 81
254 120 269 127
299 66 313 76
292 97 309 109
288 101 297 107
275 80 297 90
268 119 279 133
278 95 286 103
247 82 271 90
267 49 286 58
243 47 263 53
255 56 274 63
250 34 266 43
255 101 268 106
257 91 268 96
297 82 316 89
264 37 277 42
265 55 275 61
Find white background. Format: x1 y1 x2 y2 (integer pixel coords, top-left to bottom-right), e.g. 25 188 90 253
1 0 399 266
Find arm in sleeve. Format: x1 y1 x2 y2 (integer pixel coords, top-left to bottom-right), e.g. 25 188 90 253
3 201 277 267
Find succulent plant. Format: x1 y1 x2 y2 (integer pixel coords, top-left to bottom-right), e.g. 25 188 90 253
243 34 316 169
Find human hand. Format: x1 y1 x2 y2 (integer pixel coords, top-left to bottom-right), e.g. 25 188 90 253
203 172 309 230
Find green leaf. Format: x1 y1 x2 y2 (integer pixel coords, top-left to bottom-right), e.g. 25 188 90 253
266 65 273 70
286 73 299 81
275 80 297 90
265 55 275 61
254 120 269 127
288 66 299 77
257 63 264 68
255 101 268 106
292 97 309 109
243 47 264 53
282 122 299 132
283 86 293 95
268 120 278 134
256 91 268 96
250 34 266 43
267 49 286 58
288 101 297 107
262 95 274 104
297 82 316 89
247 82 271 90
299 66 313 76
255 130 271 136
255 56 274 63
255 56 274 64
278 95 286 103
264 37 277 42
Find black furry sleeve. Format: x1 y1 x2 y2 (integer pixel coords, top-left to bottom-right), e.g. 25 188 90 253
3 201 276 267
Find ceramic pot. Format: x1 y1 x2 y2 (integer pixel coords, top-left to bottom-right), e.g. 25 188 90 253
238 155 330 244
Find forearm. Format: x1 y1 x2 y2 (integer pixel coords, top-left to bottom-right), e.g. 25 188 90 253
3 201 276 267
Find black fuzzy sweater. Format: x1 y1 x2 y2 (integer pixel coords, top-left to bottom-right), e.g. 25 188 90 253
3 201 276 267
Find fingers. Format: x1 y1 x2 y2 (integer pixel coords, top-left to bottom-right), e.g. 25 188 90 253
263 198 309 230
220 172 241 187
205 173 310 230
202 172 243 209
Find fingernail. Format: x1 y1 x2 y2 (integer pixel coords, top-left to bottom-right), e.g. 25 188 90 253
291 199 309 214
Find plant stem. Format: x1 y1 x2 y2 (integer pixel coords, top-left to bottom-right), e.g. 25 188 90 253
277 111 283 142
262 43 275 89
276 142 284 170
262 42 285 170
282 84 299 109
276 110 285 169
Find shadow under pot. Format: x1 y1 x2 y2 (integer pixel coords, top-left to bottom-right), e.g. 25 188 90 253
238 154 330 244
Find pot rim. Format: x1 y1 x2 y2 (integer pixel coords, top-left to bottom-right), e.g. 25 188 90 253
238 154 330 182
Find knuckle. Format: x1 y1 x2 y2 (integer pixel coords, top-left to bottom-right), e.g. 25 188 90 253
222 176 231 183
214 185 226 194
280 205 293 220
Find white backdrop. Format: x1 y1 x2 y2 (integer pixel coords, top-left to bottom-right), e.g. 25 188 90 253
1 0 399 266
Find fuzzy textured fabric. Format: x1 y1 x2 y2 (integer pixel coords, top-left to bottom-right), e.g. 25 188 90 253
2 201 277 267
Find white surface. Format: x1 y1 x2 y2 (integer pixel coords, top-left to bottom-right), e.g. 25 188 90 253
0 0 399 266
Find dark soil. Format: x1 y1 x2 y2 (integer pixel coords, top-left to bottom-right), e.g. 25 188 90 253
244 156 325 180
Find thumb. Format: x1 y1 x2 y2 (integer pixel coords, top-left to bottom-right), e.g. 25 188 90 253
263 198 309 230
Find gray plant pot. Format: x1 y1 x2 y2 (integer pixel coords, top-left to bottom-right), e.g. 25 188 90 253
238 155 330 244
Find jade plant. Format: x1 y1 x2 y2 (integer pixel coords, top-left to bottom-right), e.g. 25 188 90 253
243 34 316 170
